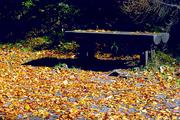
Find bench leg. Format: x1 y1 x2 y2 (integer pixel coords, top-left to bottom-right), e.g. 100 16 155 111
77 41 96 61
140 51 149 66
150 49 155 60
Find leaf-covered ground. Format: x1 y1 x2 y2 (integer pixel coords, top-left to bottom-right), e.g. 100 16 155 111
0 41 179 119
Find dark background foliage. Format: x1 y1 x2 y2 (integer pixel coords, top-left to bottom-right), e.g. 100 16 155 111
0 0 179 55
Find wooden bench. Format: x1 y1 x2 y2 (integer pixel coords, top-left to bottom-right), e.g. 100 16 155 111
64 30 169 66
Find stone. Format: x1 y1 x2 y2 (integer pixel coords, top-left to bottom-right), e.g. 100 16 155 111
109 69 132 78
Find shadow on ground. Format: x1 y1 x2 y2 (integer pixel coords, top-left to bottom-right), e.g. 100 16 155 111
22 57 140 71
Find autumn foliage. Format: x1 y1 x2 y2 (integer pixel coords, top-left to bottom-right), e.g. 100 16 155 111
0 1 179 119
0 38 179 119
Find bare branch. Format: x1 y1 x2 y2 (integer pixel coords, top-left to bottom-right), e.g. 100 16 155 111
118 0 180 31
154 0 180 9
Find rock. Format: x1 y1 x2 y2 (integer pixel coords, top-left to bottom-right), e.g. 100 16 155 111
55 90 62 97
155 94 166 99
49 112 60 119
90 104 99 109
76 116 87 120
135 83 144 88
119 108 125 113
165 102 176 109
109 69 132 78
99 106 111 113
174 99 180 107
128 108 137 113
109 71 119 77
90 77 116 84
68 98 77 102
17 114 23 119
29 116 42 120
3 102 12 107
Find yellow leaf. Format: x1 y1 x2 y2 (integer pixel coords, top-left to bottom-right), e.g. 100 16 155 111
24 104 31 111
63 80 68 85
69 75 75 80
70 107 78 113
141 109 147 113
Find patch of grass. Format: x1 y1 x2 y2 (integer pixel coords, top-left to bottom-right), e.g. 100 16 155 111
17 36 53 51
146 51 176 71
54 63 68 69
57 41 79 53
176 78 180 87
0 43 14 49
21 47 31 52
144 51 180 86
27 36 52 47
0 44 3 48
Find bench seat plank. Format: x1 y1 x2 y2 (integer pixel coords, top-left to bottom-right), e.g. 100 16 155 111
64 30 169 66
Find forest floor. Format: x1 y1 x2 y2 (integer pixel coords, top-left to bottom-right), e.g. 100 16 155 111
0 38 179 119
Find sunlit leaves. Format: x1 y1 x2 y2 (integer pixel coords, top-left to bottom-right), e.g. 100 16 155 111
0 44 179 119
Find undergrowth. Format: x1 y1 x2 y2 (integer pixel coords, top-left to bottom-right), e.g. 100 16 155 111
145 51 179 87
146 51 176 70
